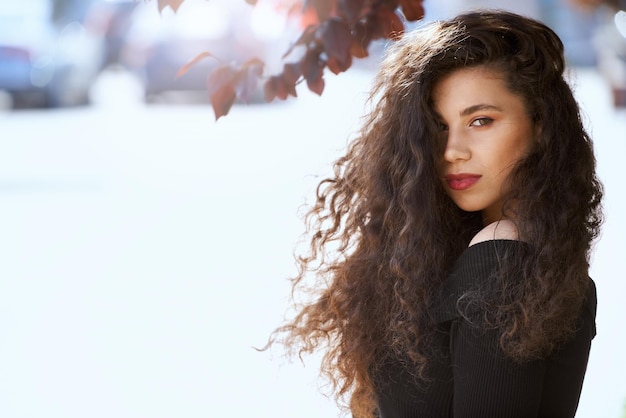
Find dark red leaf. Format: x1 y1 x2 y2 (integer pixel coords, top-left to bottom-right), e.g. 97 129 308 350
285 83 299 98
305 0 335 22
282 62 302 86
264 76 279 102
207 65 235 95
368 6 404 40
301 49 325 95
281 74 299 98
294 4 322 27
308 74 325 96
176 51 216 79
399 0 424 21
207 65 238 120
320 18 352 74
388 13 405 40
264 62 301 102
157 0 184 13
211 86 236 120
264 75 291 101
337 0 371 22
350 22 371 58
363 13 382 39
382 0 400 8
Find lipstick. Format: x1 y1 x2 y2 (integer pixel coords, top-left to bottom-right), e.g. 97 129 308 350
444 174 481 191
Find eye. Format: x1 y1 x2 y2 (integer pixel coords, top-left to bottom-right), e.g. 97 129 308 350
437 121 449 131
470 117 493 127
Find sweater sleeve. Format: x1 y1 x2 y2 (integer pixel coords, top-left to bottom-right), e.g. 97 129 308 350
439 240 596 418
450 294 596 418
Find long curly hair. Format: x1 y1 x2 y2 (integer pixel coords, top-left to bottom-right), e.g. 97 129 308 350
267 10 603 418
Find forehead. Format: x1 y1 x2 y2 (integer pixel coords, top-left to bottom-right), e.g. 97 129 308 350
431 66 525 114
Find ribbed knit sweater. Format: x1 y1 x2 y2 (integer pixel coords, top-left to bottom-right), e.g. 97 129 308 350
374 240 597 418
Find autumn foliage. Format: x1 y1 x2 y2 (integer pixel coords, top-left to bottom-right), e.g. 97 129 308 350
159 0 426 119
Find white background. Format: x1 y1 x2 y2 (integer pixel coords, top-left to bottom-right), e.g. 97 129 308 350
0 65 624 417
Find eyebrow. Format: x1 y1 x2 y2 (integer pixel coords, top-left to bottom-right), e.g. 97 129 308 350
459 104 503 116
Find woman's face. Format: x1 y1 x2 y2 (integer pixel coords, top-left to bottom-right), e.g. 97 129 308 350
433 66 537 224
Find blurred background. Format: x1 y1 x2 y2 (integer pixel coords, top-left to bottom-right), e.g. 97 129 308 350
0 0 625 417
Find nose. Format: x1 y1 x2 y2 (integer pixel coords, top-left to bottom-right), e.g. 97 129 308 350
442 128 470 163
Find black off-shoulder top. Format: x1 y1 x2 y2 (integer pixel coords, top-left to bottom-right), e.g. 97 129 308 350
374 240 597 418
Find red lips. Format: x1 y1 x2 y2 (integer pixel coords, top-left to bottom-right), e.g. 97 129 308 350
444 173 482 191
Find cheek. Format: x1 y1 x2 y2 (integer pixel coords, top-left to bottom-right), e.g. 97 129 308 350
502 126 535 163
493 135 534 182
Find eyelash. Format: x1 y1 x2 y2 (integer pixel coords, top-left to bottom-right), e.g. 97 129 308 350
437 117 493 132
470 117 493 127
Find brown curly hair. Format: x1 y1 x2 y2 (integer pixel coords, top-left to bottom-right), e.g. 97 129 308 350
267 10 603 418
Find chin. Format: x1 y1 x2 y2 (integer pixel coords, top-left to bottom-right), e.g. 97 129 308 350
451 200 484 213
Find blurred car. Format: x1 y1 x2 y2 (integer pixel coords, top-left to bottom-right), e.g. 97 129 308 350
0 0 104 109
116 0 300 102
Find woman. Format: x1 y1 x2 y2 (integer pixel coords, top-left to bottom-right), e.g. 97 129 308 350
268 10 603 418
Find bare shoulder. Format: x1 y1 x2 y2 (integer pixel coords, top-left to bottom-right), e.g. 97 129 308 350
469 219 520 247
